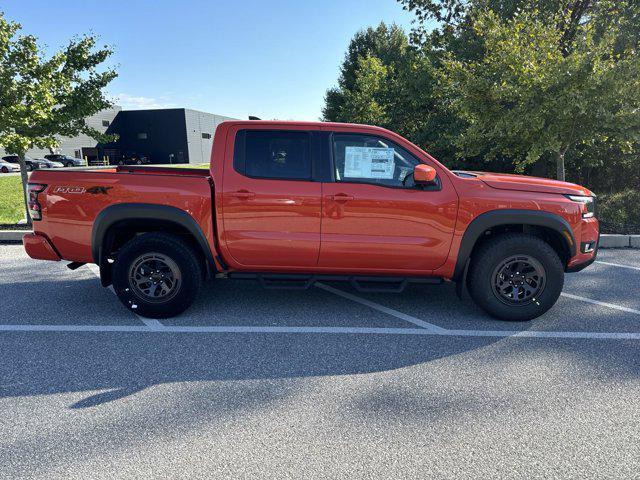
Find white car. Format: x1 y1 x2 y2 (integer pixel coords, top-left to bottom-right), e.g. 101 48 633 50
0 159 20 173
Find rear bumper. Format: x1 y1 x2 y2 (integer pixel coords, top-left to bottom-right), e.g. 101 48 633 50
23 233 60 261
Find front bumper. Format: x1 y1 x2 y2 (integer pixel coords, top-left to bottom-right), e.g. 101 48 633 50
23 233 60 261
566 245 598 272
566 218 600 273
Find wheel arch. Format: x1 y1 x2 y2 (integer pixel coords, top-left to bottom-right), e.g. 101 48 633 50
92 203 217 286
453 209 576 281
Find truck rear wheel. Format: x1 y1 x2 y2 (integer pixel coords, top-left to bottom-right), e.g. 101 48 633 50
112 232 203 318
467 233 564 321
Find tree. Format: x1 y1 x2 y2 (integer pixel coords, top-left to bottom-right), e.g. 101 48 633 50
0 12 117 225
322 22 462 162
441 7 640 180
395 0 640 180
322 23 409 125
329 55 390 126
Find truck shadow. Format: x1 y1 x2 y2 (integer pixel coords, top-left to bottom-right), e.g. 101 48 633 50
0 261 508 409
1 260 639 411
0 327 496 409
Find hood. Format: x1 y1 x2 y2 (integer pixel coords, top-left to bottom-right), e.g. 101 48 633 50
458 171 593 196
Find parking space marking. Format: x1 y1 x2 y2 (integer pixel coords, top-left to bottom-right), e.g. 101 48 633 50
86 264 161 328
143 319 165 330
595 260 640 271
561 292 640 315
2 322 640 340
444 328 640 340
72 260 640 341
315 283 447 332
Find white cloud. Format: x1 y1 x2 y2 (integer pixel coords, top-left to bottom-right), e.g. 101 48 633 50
112 93 177 110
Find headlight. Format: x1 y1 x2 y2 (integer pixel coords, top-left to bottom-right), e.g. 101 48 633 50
566 195 595 218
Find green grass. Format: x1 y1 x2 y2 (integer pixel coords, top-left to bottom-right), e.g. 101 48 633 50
0 176 25 224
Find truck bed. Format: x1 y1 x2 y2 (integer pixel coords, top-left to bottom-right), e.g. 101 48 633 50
29 165 215 264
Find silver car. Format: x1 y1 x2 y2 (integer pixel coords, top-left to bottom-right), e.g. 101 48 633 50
0 159 20 173
35 158 64 168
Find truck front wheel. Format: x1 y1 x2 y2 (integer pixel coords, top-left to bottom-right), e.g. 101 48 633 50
467 233 564 321
112 232 203 318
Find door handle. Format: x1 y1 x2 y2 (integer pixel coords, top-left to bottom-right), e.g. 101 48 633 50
330 194 354 202
231 190 255 199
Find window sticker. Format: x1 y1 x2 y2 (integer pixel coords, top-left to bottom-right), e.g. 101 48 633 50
344 146 395 179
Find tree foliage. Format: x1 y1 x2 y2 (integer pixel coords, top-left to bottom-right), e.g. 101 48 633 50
0 12 117 223
322 23 461 162
443 7 640 179
324 0 640 189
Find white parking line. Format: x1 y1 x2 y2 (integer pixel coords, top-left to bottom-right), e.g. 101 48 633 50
595 260 640 271
316 283 447 333
561 292 640 315
75 262 640 341
1 323 640 340
143 319 165 330
86 264 161 328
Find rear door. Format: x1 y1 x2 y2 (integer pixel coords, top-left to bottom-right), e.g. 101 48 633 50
221 126 322 268
319 131 458 272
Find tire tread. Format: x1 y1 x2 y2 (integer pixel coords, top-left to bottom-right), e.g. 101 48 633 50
112 232 203 318
467 233 564 321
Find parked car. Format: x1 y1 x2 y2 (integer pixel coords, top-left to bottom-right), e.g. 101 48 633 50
114 154 151 166
35 158 64 169
44 154 85 167
0 158 20 173
23 121 599 321
2 155 49 171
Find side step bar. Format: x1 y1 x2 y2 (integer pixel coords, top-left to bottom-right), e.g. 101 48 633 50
225 273 443 293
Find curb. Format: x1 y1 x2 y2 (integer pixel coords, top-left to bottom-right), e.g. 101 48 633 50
599 234 637 249
0 230 26 243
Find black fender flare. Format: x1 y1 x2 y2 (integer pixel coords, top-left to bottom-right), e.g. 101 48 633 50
453 209 576 281
91 203 217 271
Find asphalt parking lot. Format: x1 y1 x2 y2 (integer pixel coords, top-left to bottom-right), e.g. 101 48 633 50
1 244 640 479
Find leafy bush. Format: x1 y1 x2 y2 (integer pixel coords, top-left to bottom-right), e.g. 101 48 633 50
597 189 640 234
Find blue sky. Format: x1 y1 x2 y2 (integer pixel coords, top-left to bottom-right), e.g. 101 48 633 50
3 0 417 120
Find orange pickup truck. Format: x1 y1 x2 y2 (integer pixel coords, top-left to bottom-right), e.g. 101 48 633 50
23 121 599 320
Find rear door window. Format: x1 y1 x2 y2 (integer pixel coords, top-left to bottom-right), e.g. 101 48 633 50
234 130 312 180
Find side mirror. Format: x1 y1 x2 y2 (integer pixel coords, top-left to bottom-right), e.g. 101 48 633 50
413 164 437 184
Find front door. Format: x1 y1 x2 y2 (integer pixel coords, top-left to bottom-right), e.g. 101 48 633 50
221 128 322 268
319 132 458 272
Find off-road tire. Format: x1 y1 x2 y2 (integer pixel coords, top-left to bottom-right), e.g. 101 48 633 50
112 232 203 318
467 233 564 321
